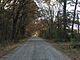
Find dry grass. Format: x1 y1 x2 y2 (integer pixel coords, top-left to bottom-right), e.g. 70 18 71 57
0 38 27 58
0 43 19 58
46 40 80 60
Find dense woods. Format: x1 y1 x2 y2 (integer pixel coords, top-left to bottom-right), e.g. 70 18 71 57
0 0 80 50
0 0 80 60
35 0 80 48
0 0 37 45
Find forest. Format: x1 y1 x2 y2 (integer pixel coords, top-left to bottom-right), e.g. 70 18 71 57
0 0 80 60
0 0 37 44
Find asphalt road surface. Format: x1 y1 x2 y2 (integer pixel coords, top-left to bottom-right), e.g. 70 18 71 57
0 37 71 60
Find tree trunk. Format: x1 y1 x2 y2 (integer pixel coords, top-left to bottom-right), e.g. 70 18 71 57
77 14 79 34
63 0 67 40
71 0 78 37
12 0 24 40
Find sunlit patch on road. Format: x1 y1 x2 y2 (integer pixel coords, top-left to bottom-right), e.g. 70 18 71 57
32 31 39 37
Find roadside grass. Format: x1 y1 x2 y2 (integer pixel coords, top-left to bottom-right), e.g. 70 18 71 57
0 38 28 58
46 40 80 60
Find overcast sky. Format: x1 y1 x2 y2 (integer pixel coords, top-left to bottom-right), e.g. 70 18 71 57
1 0 80 29
34 0 80 29
34 0 80 16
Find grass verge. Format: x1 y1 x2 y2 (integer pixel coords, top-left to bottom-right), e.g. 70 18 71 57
0 38 27 58
46 40 80 60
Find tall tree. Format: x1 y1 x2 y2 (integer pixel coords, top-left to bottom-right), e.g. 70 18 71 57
77 13 79 34
12 0 25 40
71 0 78 37
63 0 67 40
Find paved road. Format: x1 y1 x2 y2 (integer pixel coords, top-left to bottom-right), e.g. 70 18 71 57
0 37 71 60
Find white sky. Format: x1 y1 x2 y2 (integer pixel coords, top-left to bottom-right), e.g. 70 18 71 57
34 0 80 16
1 0 80 29
34 0 80 29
